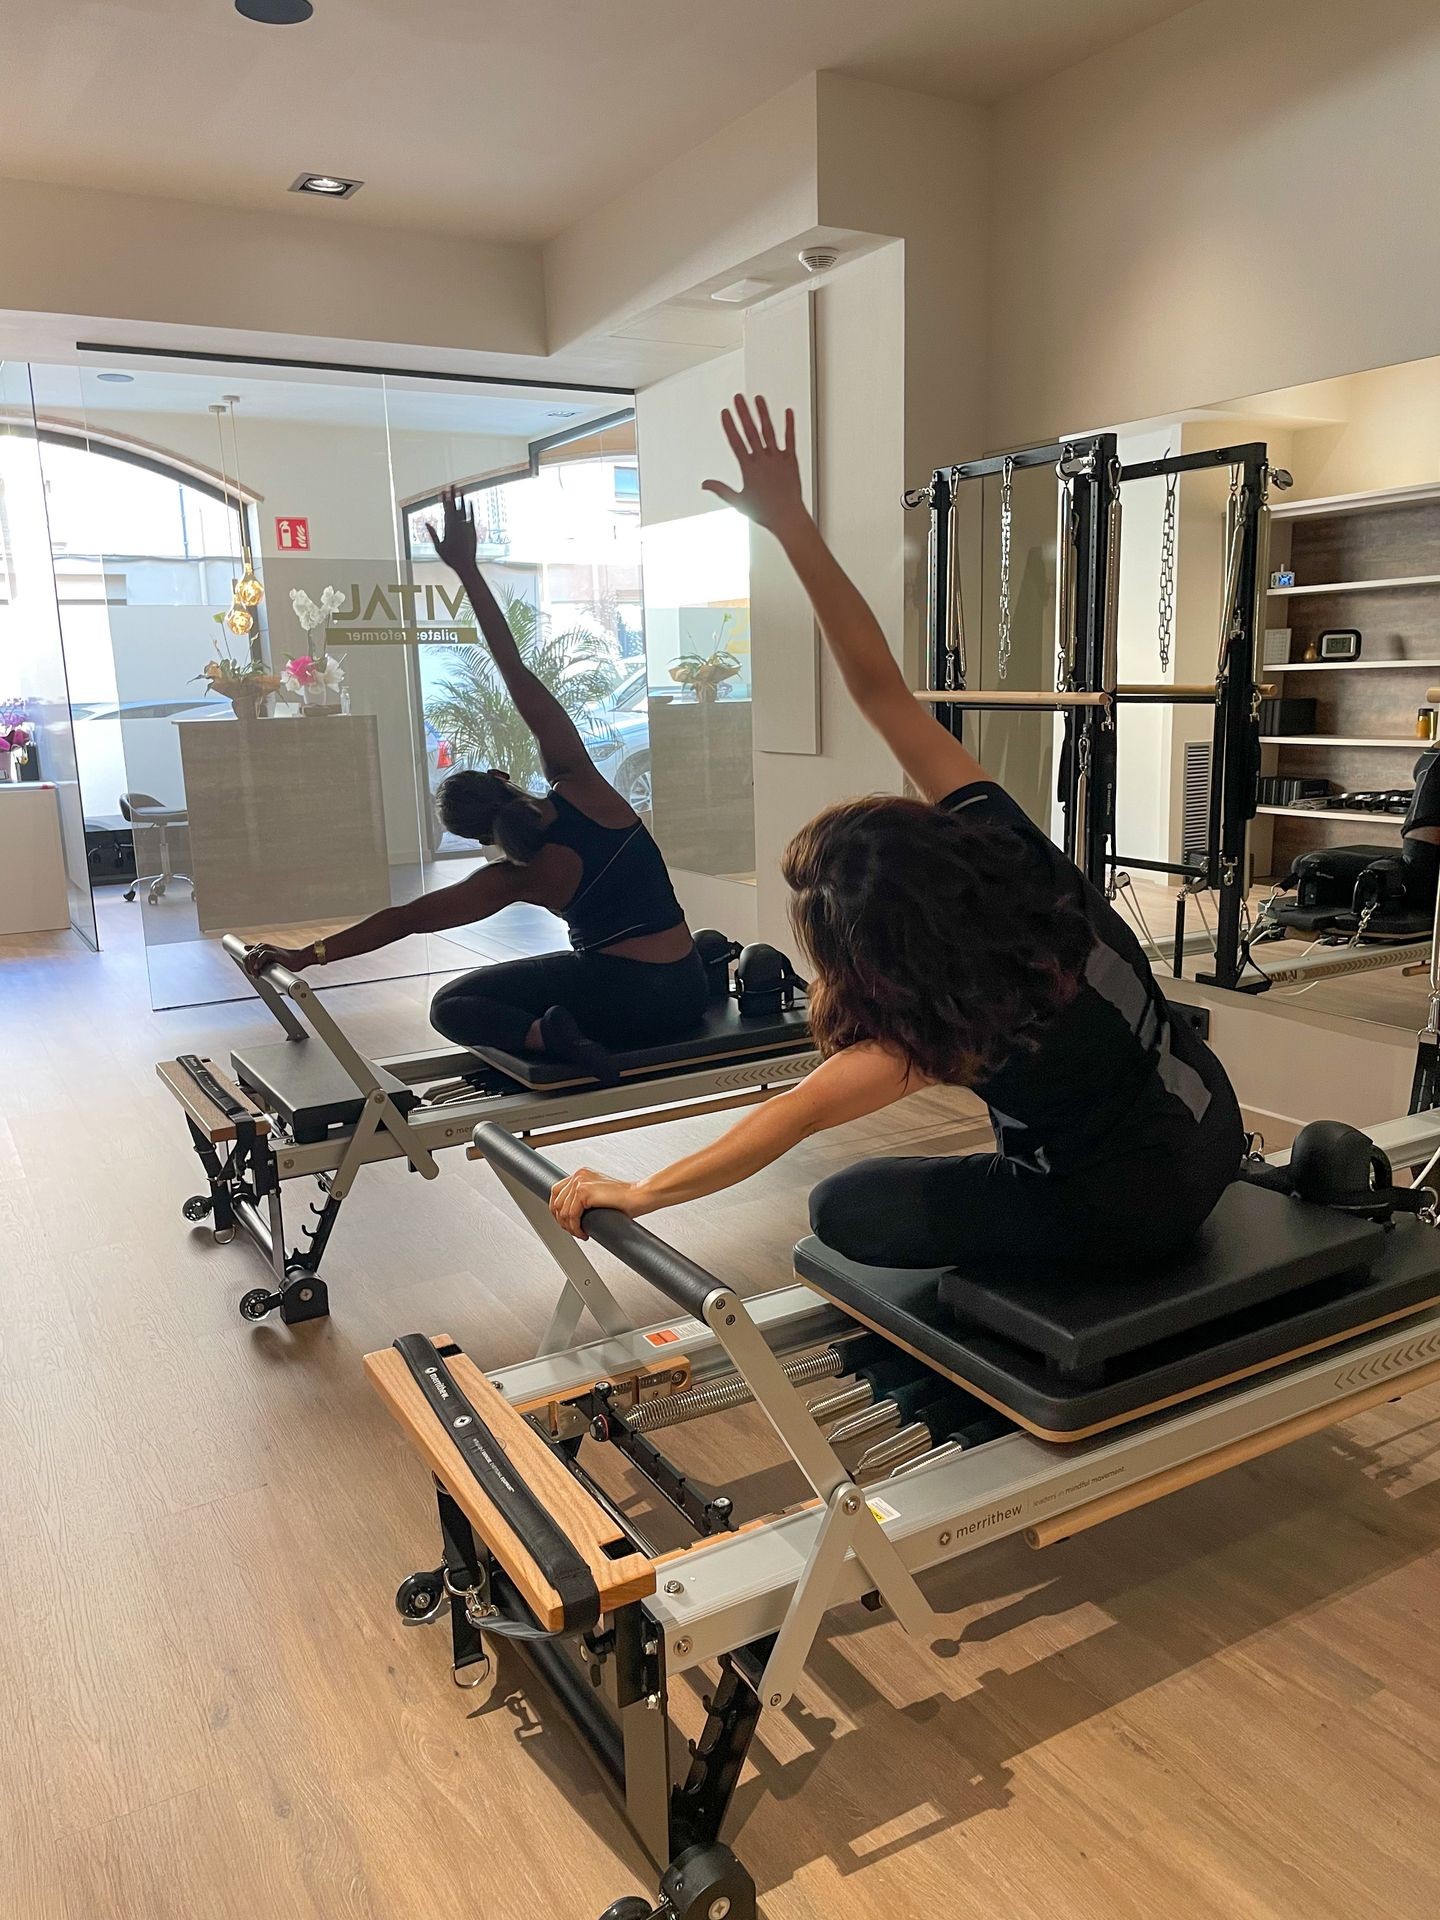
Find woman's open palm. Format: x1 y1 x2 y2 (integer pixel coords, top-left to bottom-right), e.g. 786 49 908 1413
703 395 804 533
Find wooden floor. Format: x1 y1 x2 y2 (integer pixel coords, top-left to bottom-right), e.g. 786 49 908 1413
4 906 1440 1919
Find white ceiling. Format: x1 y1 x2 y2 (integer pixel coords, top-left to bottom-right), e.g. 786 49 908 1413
0 0 1200 244
23 360 629 434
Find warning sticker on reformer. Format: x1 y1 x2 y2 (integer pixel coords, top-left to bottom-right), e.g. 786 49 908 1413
644 1329 681 1347
867 1497 900 1524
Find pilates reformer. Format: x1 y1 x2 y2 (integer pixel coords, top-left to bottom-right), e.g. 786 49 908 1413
158 933 817 1324
372 1107 1440 1920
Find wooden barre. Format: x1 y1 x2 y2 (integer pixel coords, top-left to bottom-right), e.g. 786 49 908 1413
1025 1349 1440 1548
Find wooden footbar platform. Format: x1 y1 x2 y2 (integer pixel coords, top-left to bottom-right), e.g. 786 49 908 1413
366 1338 655 1633
157 1055 269 1143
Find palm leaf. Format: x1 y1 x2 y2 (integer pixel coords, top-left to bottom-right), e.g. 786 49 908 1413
424 589 622 790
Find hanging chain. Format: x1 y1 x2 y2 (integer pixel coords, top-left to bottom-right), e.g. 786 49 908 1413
1157 463 1178 673
997 455 1014 681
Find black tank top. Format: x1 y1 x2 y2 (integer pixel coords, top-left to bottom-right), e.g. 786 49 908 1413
544 788 686 954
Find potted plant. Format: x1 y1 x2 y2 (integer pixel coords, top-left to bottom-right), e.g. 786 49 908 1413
669 650 741 703
0 696 32 781
195 625 280 721
286 588 349 714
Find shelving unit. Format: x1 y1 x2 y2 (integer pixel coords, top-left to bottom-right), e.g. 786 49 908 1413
1262 735 1425 748
1257 480 1440 879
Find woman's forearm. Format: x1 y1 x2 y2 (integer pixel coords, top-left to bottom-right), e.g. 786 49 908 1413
630 1091 814 1213
314 903 412 964
773 510 909 707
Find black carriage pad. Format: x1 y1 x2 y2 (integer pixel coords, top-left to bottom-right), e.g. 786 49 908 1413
938 1182 1383 1375
465 998 812 1091
794 1200 1440 1439
231 1040 423 1144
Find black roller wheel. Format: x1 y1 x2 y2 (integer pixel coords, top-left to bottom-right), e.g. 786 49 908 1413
183 1194 213 1222
396 1569 448 1625
239 1287 278 1322
597 1900 655 1920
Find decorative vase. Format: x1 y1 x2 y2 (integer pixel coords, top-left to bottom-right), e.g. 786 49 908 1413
230 694 264 723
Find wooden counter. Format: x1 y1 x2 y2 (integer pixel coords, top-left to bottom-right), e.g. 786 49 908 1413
177 714 390 934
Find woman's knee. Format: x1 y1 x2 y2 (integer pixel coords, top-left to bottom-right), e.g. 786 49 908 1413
808 1159 895 1262
428 978 468 1040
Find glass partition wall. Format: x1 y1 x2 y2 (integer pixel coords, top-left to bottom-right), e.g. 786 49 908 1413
0 362 98 948
15 353 635 1008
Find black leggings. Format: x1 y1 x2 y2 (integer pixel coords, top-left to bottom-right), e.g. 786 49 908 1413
430 946 709 1055
810 1081 1245 1271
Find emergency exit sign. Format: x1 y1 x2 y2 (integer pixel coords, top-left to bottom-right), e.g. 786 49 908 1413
275 517 311 551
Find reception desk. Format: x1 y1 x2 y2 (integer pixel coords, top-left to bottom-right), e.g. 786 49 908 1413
0 783 70 934
177 713 390 934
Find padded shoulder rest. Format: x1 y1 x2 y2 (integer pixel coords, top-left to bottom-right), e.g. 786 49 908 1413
232 1039 421 1143
467 996 811 1090
938 1182 1384 1373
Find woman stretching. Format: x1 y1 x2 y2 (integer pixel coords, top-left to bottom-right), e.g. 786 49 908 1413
552 396 1244 1267
246 488 706 1085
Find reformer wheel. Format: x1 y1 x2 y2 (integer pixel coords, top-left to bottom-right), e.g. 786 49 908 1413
182 1194 212 1222
597 1900 654 1920
395 1568 448 1625
239 1287 275 1322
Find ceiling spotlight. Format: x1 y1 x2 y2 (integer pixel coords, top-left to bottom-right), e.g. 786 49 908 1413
237 0 314 22
710 278 771 305
289 172 363 199
96 371 134 384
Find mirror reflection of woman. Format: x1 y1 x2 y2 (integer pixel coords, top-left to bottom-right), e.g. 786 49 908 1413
245 488 706 1085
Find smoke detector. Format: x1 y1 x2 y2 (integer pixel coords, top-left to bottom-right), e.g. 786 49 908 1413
798 247 839 274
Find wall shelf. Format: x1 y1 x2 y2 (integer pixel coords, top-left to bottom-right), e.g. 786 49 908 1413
1271 481 1440 521
1262 734 1426 748
1268 574 1440 597
1268 658 1440 673
1256 806 1404 825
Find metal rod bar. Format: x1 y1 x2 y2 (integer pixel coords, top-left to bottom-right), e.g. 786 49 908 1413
1118 442 1268 484
921 689 1109 709
1173 889 1187 981
1106 854 1208 878
949 443 1067 482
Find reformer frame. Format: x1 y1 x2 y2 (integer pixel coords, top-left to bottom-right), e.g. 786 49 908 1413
159 935 820 1324
908 437 1280 992
373 1105 1440 1920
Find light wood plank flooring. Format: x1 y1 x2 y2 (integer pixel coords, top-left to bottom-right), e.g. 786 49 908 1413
2 904 1439 1918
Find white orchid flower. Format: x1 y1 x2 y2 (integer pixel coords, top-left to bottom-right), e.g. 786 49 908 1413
318 585 345 617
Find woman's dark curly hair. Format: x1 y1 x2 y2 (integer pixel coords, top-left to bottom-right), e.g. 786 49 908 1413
782 795 1091 1086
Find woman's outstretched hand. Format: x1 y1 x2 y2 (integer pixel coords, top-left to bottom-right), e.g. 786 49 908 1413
426 484 479 577
244 941 313 979
703 395 806 535
550 1167 651 1240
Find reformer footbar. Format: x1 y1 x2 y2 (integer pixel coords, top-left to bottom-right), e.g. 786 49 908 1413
157 932 819 1322
372 1108 1440 1920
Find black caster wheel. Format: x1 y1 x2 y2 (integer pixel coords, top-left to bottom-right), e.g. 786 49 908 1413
598 1901 655 1920
396 1569 448 1625
239 1287 278 1322
183 1195 213 1222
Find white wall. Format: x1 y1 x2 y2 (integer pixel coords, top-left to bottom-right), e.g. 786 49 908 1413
1 176 544 359
989 0 1440 448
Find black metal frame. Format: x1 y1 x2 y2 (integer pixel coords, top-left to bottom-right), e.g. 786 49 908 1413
404 1435 763 1920
915 436 1273 994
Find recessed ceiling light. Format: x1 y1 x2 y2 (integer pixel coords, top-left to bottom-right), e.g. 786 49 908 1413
96 371 134 384
237 0 314 22
546 409 581 419
710 278 771 305
289 172 363 199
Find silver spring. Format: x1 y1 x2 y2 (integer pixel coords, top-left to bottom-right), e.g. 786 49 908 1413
623 1346 846 1434
828 1402 902 1450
